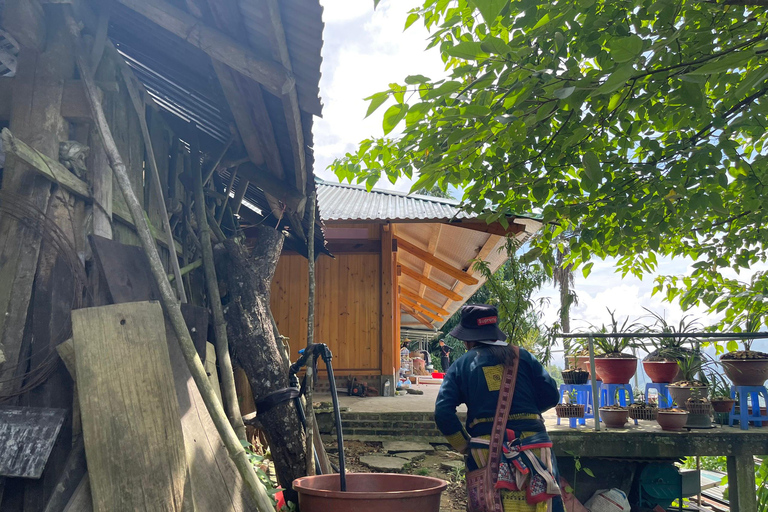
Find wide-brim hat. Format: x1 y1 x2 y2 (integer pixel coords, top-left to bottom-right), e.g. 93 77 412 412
449 304 508 346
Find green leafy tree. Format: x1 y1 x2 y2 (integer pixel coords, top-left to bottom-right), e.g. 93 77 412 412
335 0 768 334
416 185 455 199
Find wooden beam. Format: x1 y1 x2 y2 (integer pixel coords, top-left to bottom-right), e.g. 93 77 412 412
418 224 442 297
263 0 306 194
401 304 435 330
236 161 305 212
399 287 450 316
447 219 525 237
442 234 502 310
400 296 443 323
232 179 249 215
116 0 292 98
395 236 479 285
381 225 395 381
399 264 462 301
1 128 90 198
2 0 45 50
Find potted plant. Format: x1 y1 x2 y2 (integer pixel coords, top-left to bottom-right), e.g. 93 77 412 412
599 405 629 428
642 309 702 383
562 366 589 385
556 390 585 418
684 387 712 428
667 351 708 410
628 401 658 421
707 371 736 413
720 309 768 386
656 408 690 431
589 309 641 384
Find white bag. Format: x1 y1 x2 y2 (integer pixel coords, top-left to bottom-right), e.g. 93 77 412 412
584 489 630 512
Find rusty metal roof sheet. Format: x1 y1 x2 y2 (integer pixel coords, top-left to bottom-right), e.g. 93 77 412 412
317 179 472 222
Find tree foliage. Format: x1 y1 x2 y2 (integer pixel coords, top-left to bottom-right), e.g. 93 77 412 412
334 0 768 328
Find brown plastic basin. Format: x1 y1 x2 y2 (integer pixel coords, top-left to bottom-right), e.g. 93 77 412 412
293 473 448 512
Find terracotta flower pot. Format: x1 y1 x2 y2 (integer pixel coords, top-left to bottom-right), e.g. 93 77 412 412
656 410 690 431
711 398 736 413
643 360 680 383
720 357 768 386
594 357 637 384
599 408 629 428
667 385 707 410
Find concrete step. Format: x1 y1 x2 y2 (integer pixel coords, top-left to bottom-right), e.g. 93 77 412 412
316 410 466 438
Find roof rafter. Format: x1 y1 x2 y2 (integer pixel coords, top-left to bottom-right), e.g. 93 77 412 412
399 264 462 301
399 287 450 317
395 236 479 286
401 304 435 330
400 296 443 323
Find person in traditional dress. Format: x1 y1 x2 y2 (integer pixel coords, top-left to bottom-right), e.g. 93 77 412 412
435 304 565 512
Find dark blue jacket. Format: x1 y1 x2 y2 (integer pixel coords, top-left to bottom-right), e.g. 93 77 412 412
434 346 559 451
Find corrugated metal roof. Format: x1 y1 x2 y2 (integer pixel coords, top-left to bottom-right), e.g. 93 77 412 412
317 180 473 222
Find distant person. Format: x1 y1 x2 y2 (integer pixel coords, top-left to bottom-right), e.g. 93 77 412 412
435 304 564 511
439 339 452 371
400 340 411 358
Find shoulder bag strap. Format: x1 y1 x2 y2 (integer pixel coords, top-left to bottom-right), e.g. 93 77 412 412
487 346 520 472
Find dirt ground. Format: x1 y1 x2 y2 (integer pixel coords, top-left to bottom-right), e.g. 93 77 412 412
324 440 468 511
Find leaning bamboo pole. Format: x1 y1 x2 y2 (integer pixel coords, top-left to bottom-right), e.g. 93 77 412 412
63 12 273 511
191 139 247 440
305 191 317 475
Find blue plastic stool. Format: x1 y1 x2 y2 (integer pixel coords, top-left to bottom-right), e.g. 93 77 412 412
644 382 673 408
600 383 638 425
729 385 768 430
557 383 595 427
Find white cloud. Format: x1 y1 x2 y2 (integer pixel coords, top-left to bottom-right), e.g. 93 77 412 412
315 0 446 191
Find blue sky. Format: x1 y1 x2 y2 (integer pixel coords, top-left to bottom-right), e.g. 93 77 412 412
314 1 768 368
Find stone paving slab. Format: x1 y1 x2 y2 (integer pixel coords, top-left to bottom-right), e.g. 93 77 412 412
359 455 409 472
383 440 435 453
440 460 465 471
396 451 427 461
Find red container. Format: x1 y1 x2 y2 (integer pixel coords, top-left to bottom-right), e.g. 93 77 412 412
594 357 637 384
431 372 445 379
643 360 680 383
293 473 448 512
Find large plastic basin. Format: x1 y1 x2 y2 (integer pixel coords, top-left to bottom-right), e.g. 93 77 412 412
293 473 448 512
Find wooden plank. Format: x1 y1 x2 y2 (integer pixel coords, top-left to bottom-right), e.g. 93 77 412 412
447 219 525 237
399 264 462 301
71 302 188 512
325 239 380 253
401 304 434 330
41 438 86 512
90 235 161 304
116 0 291 97
165 316 257 512
380 225 394 381
61 475 92 512
399 287 450 316
1 128 90 199
0 407 67 478
400 296 443 323
418 224 442 297
395 236 478 285
236 161 304 212
441 233 501 310
2 0 45 50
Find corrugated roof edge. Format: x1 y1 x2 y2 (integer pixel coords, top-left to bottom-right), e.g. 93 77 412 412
315 177 544 223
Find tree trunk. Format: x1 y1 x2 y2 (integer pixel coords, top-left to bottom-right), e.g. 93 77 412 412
215 228 306 504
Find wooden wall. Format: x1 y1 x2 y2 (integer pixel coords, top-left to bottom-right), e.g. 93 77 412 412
271 252 384 373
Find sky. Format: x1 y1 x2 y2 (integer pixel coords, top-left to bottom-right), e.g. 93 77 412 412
313 1 767 368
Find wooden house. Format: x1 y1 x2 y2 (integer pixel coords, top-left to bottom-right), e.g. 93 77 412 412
0 0 324 510
268 179 542 392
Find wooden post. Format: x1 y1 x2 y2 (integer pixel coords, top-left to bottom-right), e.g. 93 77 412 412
63 12 273 511
727 455 757 512
587 335 601 432
305 190 316 475
192 136 247 441
381 224 395 391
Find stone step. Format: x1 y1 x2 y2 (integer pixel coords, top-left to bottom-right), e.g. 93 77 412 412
316 410 466 438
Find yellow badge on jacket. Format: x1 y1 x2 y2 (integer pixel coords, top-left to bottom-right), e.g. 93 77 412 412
482 364 503 391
